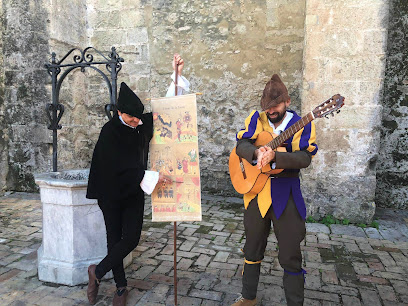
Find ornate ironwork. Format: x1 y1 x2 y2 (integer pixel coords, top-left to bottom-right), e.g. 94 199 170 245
44 47 124 171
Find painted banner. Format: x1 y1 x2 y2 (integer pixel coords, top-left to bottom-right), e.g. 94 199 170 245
150 94 202 222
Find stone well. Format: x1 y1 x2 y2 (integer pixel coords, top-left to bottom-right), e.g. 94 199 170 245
35 169 132 286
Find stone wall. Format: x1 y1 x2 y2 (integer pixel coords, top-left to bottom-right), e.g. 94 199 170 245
2 0 50 192
375 0 408 209
0 0 405 219
0 0 6 193
122 0 306 194
87 0 151 102
302 0 389 222
150 0 307 194
75 0 308 195
44 0 153 173
44 0 94 172
0 0 92 192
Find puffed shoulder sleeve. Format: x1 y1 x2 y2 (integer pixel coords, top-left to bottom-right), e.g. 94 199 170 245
236 110 263 140
290 121 318 157
235 110 263 163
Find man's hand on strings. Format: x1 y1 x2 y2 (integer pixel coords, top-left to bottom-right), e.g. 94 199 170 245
256 146 275 169
172 53 184 76
255 147 266 169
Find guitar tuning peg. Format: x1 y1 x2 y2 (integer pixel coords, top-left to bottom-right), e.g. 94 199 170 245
331 112 334 117
337 110 341 113
325 115 329 119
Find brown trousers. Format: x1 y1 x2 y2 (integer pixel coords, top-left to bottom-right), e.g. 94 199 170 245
242 194 306 305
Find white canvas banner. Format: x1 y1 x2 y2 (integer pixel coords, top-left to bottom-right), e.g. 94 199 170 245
150 94 202 222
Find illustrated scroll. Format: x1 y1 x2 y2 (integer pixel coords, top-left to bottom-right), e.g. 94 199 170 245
150 94 202 222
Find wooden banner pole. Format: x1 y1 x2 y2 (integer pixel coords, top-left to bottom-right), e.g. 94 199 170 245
173 221 177 305
175 62 178 96
174 62 178 306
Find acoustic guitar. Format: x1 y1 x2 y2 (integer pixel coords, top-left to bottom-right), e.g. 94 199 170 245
229 94 345 195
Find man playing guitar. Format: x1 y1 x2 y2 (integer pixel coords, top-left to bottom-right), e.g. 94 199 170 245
231 74 318 306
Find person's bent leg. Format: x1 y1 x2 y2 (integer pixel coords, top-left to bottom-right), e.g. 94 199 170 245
94 200 123 281
88 199 123 304
272 194 306 306
112 197 144 288
97 196 145 288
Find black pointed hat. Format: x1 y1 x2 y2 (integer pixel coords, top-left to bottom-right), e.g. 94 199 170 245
117 82 144 118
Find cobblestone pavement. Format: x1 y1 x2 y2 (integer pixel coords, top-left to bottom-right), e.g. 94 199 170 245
1 192 408 305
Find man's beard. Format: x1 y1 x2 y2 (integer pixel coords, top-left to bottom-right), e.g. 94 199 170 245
267 109 286 123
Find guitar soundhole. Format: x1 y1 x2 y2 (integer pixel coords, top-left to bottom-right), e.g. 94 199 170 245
239 157 247 179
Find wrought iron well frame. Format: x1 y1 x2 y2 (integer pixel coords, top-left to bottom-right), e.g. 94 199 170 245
44 46 124 172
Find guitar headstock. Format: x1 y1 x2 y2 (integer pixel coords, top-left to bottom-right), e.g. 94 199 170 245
312 94 345 119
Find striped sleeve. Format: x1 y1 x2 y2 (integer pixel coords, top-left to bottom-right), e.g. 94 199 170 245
236 110 263 140
291 121 318 156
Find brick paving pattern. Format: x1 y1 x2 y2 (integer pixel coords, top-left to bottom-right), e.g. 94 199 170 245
1 192 408 305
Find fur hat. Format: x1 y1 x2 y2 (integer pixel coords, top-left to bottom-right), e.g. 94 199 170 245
117 82 144 118
260 74 290 110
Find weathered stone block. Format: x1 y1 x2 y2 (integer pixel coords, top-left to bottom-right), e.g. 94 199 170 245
314 5 388 31
327 105 382 130
305 15 318 25
303 175 376 223
11 124 52 144
363 30 388 55
122 0 143 8
89 10 121 29
121 10 145 28
306 223 330 234
306 30 364 57
314 127 351 152
93 0 121 11
127 27 149 44
326 55 385 82
91 30 127 46
48 0 87 46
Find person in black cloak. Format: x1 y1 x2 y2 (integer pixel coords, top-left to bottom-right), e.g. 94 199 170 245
85 53 188 306
85 83 167 306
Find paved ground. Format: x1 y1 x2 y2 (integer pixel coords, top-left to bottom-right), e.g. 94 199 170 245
1 192 408 306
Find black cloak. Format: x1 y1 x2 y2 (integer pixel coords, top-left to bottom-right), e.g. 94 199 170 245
86 113 153 202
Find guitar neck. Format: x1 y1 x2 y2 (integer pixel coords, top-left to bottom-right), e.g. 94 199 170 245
267 112 314 150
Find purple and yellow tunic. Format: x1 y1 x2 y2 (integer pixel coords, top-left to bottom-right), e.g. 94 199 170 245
236 110 318 220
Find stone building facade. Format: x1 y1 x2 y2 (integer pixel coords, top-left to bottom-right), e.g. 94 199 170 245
375 0 408 210
0 0 406 222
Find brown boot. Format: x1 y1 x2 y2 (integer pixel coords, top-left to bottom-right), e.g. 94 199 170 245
231 295 257 306
113 287 128 306
87 264 100 305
